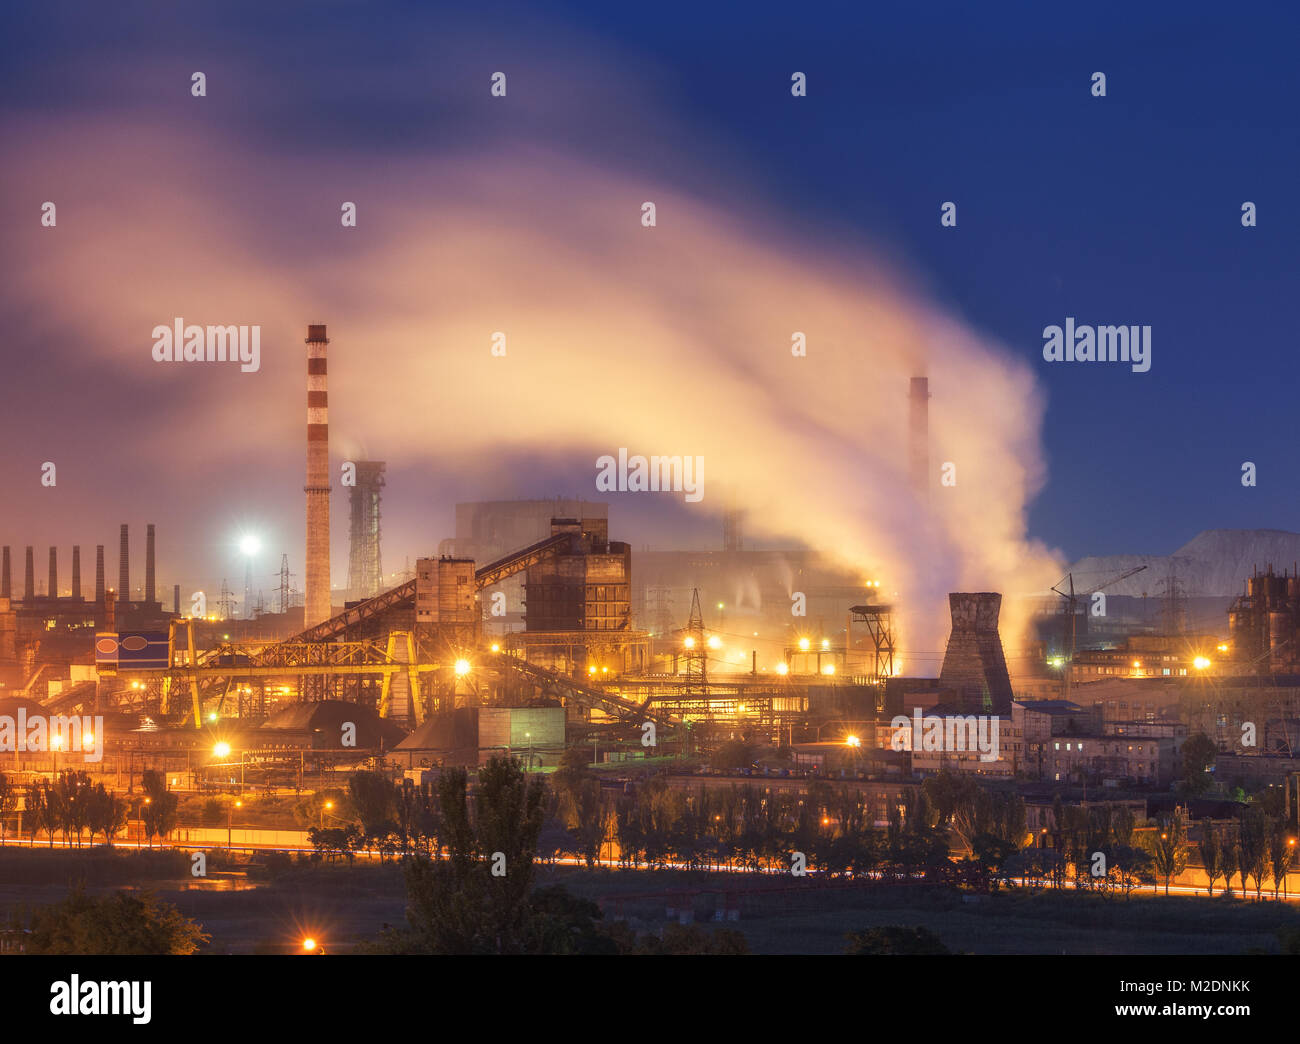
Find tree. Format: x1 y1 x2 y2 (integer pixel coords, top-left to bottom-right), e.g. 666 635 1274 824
1269 825 1295 899
710 740 756 772
397 757 546 954
1147 808 1189 896
1181 733 1217 793
1199 822 1222 897
86 784 127 846
33 781 60 847
24 887 208 954
140 770 178 845
347 770 396 850
0 773 17 843
307 825 360 863
24 783 46 844
638 924 748 955
845 926 950 955
1238 810 1271 900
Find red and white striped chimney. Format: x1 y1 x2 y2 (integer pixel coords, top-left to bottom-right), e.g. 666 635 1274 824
304 324 332 627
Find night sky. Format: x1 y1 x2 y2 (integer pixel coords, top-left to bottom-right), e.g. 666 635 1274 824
2 0 1297 601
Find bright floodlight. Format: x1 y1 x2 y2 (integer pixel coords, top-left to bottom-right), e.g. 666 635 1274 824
846 735 861 747
776 662 789 676
302 938 317 952
707 635 721 650
798 637 810 652
821 663 836 675
454 658 471 677
213 741 232 758
683 636 696 649
1193 656 1211 670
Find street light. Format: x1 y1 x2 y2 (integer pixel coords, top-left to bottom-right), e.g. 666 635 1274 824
228 799 242 849
454 658 471 677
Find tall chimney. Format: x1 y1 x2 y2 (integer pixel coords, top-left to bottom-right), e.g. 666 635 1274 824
304 324 332 628
145 523 156 604
72 546 81 600
173 583 181 615
119 524 130 604
1 547 9 599
909 376 929 502
48 546 57 599
23 547 34 601
95 545 105 603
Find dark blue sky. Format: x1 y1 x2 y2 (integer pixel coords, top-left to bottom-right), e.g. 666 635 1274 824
2 0 1297 595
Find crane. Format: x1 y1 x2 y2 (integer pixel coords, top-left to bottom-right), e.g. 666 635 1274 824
1052 564 1148 698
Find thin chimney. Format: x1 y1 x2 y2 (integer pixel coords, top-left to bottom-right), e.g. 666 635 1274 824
23 547 34 601
1 547 9 599
72 545 81 600
119 524 130 603
95 545 106 603
145 523 156 604
48 546 57 599
304 324 332 627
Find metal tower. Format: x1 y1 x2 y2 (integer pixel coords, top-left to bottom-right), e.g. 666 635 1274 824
346 461 386 602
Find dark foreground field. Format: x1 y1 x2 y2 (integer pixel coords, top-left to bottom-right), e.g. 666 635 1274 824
0 847 1296 955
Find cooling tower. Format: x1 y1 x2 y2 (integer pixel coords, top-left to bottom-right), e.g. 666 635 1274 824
938 592 1014 712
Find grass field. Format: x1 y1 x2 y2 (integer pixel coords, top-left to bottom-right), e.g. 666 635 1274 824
1 848 1296 954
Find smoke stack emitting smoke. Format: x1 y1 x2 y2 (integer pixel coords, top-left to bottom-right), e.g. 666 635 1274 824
6 112 1062 661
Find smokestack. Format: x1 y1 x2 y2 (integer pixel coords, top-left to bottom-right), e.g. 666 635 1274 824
95 545 105 603
48 546 57 599
304 324 332 627
1 547 9 599
173 583 180 615
909 375 929 501
722 489 744 552
119 524 130 604
145 523 156 604
72 546 81 600
23 547 34 601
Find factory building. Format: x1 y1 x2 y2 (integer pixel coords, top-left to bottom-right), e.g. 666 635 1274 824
1227 566 1300 674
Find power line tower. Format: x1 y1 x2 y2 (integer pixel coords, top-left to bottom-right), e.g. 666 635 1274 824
219 579 234 621
278 554 293 614
1158 568 1187 636
684 588 707 691
648 585 673 637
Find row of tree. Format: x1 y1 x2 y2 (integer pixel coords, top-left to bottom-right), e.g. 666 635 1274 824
0 769 177 847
